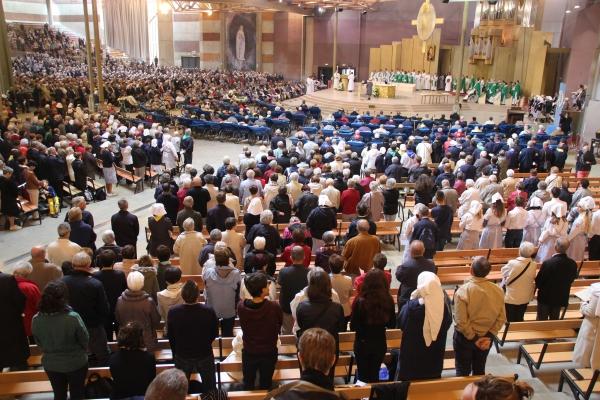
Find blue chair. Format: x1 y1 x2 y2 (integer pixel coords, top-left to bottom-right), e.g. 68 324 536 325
348 140 366 153
322 128 335 137
302 126 317 136
384 124 397 131
367 123 379 131
351 122 363 129
339 130 354 141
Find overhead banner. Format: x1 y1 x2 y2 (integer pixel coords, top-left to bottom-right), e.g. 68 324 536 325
225 13 257 71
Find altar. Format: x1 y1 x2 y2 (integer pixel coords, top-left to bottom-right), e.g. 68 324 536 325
374 82 416 98
375 84 396 98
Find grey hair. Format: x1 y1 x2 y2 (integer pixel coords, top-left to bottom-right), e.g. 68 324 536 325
369 181 379 191
289 172 299 181
57 222 71 237
209 229 222 242
322 231 335 244
386 178 396 189
72 196 85 207
182 217 195 232
183 196 194 208
246 169 255 179
13 261 33 277
72 251 92 268
260 210 274 224
101 230 115 244
519 241 536 258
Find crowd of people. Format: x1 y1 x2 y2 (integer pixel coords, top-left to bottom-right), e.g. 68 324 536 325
0 20 598 400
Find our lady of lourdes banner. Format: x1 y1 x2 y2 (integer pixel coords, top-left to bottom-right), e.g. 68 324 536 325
225 13 257 71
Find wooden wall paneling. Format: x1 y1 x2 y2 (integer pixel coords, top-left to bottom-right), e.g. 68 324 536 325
401 38 412 71
369 47 381 73
380 44 393 70
392 41 402 70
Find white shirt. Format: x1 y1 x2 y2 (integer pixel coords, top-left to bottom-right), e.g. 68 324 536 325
591 210 600 237
505 207 528 230
542 198 568 220
416 142 432 165
47 238 82 267
245 196 263 216
321 186 341 209
501 256 536 305
460 212 483 232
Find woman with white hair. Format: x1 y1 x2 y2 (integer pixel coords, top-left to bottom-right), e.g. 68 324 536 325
115 271 161 352
13 261 41 341
359 180 384 222
501 241 537 322
400 203 427 261
397 271 452 380
457 179 480 218
162 135 179 176
536 205 568 262
173 217 207 275
221 217 246 270
567 196 595 261
286 172 303 203
457 200 484 250
147 203 174 257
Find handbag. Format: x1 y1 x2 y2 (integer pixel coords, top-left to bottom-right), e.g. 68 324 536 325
501 261 531 292
84 373 113 399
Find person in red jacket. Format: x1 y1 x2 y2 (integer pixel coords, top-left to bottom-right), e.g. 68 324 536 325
281 228 312 268
13 261 41 341
340 179 361 221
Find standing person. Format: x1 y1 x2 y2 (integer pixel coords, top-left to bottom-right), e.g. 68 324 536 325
479 194 505 249
342 220 381 277
12 261 41 342
246 210 281 257
456 201 484 250
266 328 339 399
575 143 596 179
28 245 63 292
306 196 338 253
145 369 188 400
0 270 29 370
410 207 439 259
32 281 89 400
574 281 600 370
181 128 194 166
567 196 595 262
523 197 544 245
243 185 264 235
238 273 283 390
328 254 353 322
453 257 506 376
115 271 161 352
111 199 140 257
396 241 437 311
504 196 528 247
173 218 206 275
100 142 118 196
350 269 396 383
0 167 22 230
202 248 241 337
62 252 110 366
147 203 174 256
536 206 568 262
500 242 536 322
296 268 346 356
109 322 156 400
167 281 218 394
222 217 246 270
431 191 453 251
278 247 310 334
46 223 82 267
206 192 235 232
591 207 600 261
340 179 361 221
93 250 127 342
535 238 578 320
397 271 452 381
157 267 184 330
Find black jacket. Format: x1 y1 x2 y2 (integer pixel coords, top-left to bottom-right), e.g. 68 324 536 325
0 273 29 368
395 256 437 308
132 147 148 168
294 193 319 222
244 249 276 276
187 186 211 217
109 349 156 399
93 269 127 316
167 303 218 359
535 253 578 307
246 223 281 256
270 194 292 223
410 218 439 259
206 204 235 232
383 188 400 215
296 299 345 346
62 270 110 328
306 207 337 240
277 264 309 314
345 216 376 241
69 220 97 251
111 210 139 247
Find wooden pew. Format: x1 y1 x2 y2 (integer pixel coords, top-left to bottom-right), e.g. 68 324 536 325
559 368 600 400
578 260 600 278
17 197 41 225
494 319 582 350
518 341 576 376
114 166 144 193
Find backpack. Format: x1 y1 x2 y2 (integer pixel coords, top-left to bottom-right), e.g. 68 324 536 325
418 225 436 250
95 188 107 201
84 373 113 398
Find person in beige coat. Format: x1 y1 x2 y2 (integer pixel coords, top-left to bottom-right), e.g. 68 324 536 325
173 218 207 275
574 283 600 369
500 241 536 322
221 217 246 270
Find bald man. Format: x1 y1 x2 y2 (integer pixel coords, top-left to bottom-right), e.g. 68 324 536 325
342 219 381 276
28 245 63 291
395 240 437 310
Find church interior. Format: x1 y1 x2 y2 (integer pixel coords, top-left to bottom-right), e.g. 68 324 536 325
1 0 600 399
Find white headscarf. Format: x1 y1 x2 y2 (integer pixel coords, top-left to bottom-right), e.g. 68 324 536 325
410 271 445 347
152 203 167 218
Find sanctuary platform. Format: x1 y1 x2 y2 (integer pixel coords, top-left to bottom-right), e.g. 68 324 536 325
284 88 512 122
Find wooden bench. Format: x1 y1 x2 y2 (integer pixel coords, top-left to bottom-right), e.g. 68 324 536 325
62 180 84 204
494 319 582 350
578 260 600 278
518 341 576 376
145 166 161 188
115 166 144 193
17 197 41 225
559 368 600 400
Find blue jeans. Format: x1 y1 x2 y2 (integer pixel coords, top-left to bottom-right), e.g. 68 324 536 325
173 354 216 393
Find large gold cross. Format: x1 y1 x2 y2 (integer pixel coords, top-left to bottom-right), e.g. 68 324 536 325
412 0 444 52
